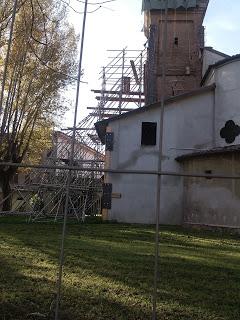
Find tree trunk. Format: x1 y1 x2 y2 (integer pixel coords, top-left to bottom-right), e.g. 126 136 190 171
0 171 13 212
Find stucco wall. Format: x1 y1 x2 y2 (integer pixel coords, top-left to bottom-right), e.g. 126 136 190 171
202 49 226 76
214 59 240 147
183 153 240 228
102 59 240 225
106 90 215 224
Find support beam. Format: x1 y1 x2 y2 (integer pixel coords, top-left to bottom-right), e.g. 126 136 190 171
61 127 96 131
87 107 134 112
89 113 119 118
92 89 144 96
95 97 145 103
130 60 140 85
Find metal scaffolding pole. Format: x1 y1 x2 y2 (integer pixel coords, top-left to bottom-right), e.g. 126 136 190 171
54 0 88 319
118 48 125 114
2 161 240 180
152 1 168 319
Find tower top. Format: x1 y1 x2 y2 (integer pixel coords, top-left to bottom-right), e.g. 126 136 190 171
142 0 208 11
143 0 210 103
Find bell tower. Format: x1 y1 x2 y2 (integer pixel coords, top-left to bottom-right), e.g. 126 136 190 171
143 0 209 104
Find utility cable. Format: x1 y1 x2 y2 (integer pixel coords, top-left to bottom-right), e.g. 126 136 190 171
60 0 107 14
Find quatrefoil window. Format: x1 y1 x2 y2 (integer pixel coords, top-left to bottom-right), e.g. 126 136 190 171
220 120 240 144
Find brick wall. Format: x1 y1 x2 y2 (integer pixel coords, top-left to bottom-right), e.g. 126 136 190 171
145 0 209 103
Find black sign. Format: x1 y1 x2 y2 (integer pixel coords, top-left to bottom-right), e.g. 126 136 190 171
105 132 114 151
102 183 112 209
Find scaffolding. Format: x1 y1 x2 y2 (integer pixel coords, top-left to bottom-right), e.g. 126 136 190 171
0 48 146 221
0 132 104 221
70 47 146 151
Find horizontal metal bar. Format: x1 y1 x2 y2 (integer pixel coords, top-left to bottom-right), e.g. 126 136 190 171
95 97 145 103
91 89 144 96
61 127 96 131
107 49 143 52
89 113 119 118
1 162 240 180
87 107 134 112
47 158 104 163
108 56 142 59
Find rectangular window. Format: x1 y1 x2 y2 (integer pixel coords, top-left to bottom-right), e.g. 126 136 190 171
141 122 157 146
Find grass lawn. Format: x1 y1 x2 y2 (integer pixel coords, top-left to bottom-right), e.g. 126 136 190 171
0 218 240 320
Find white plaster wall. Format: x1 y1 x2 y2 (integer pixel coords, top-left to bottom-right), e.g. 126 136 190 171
186 184 240 227
214 59 240 147
202 49 226 76
183 154 240 228
106 59 240 225
107 91 215 224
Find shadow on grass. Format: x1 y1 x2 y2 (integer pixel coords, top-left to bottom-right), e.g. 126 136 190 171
0 220 240 319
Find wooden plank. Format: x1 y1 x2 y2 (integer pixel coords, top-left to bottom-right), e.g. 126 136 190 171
112 193 121 199
130 60 140 85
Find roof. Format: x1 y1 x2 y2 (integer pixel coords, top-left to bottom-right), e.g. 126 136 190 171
204 47 230 59
95 84 215 144
176 145 240 162
54 131 101 156
201 54 240 86
142 0 197 11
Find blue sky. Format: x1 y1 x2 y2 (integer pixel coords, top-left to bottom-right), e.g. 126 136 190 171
205 0 240 55
65 0 240 126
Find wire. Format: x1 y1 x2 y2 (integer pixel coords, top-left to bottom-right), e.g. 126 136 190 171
59 0 104 14
76 0 116 5
60 0 116 14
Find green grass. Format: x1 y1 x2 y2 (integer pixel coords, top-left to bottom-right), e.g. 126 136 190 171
0 218 240 320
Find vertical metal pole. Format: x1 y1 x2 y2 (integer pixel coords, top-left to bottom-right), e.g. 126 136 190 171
152 1 168 319
118 48 125 114
0 0 18 116
54 0 88 319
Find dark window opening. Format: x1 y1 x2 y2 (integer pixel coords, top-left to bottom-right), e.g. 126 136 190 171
174 37 178 46
141 122 157 146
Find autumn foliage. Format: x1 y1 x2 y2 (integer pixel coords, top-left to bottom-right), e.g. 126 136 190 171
0 0 78 210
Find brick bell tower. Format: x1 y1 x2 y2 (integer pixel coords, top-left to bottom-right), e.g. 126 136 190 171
143 0 209 104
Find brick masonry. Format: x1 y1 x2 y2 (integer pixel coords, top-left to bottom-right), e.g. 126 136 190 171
144 0 209 102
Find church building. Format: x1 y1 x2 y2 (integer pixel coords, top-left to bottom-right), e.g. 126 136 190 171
95 0 240 228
